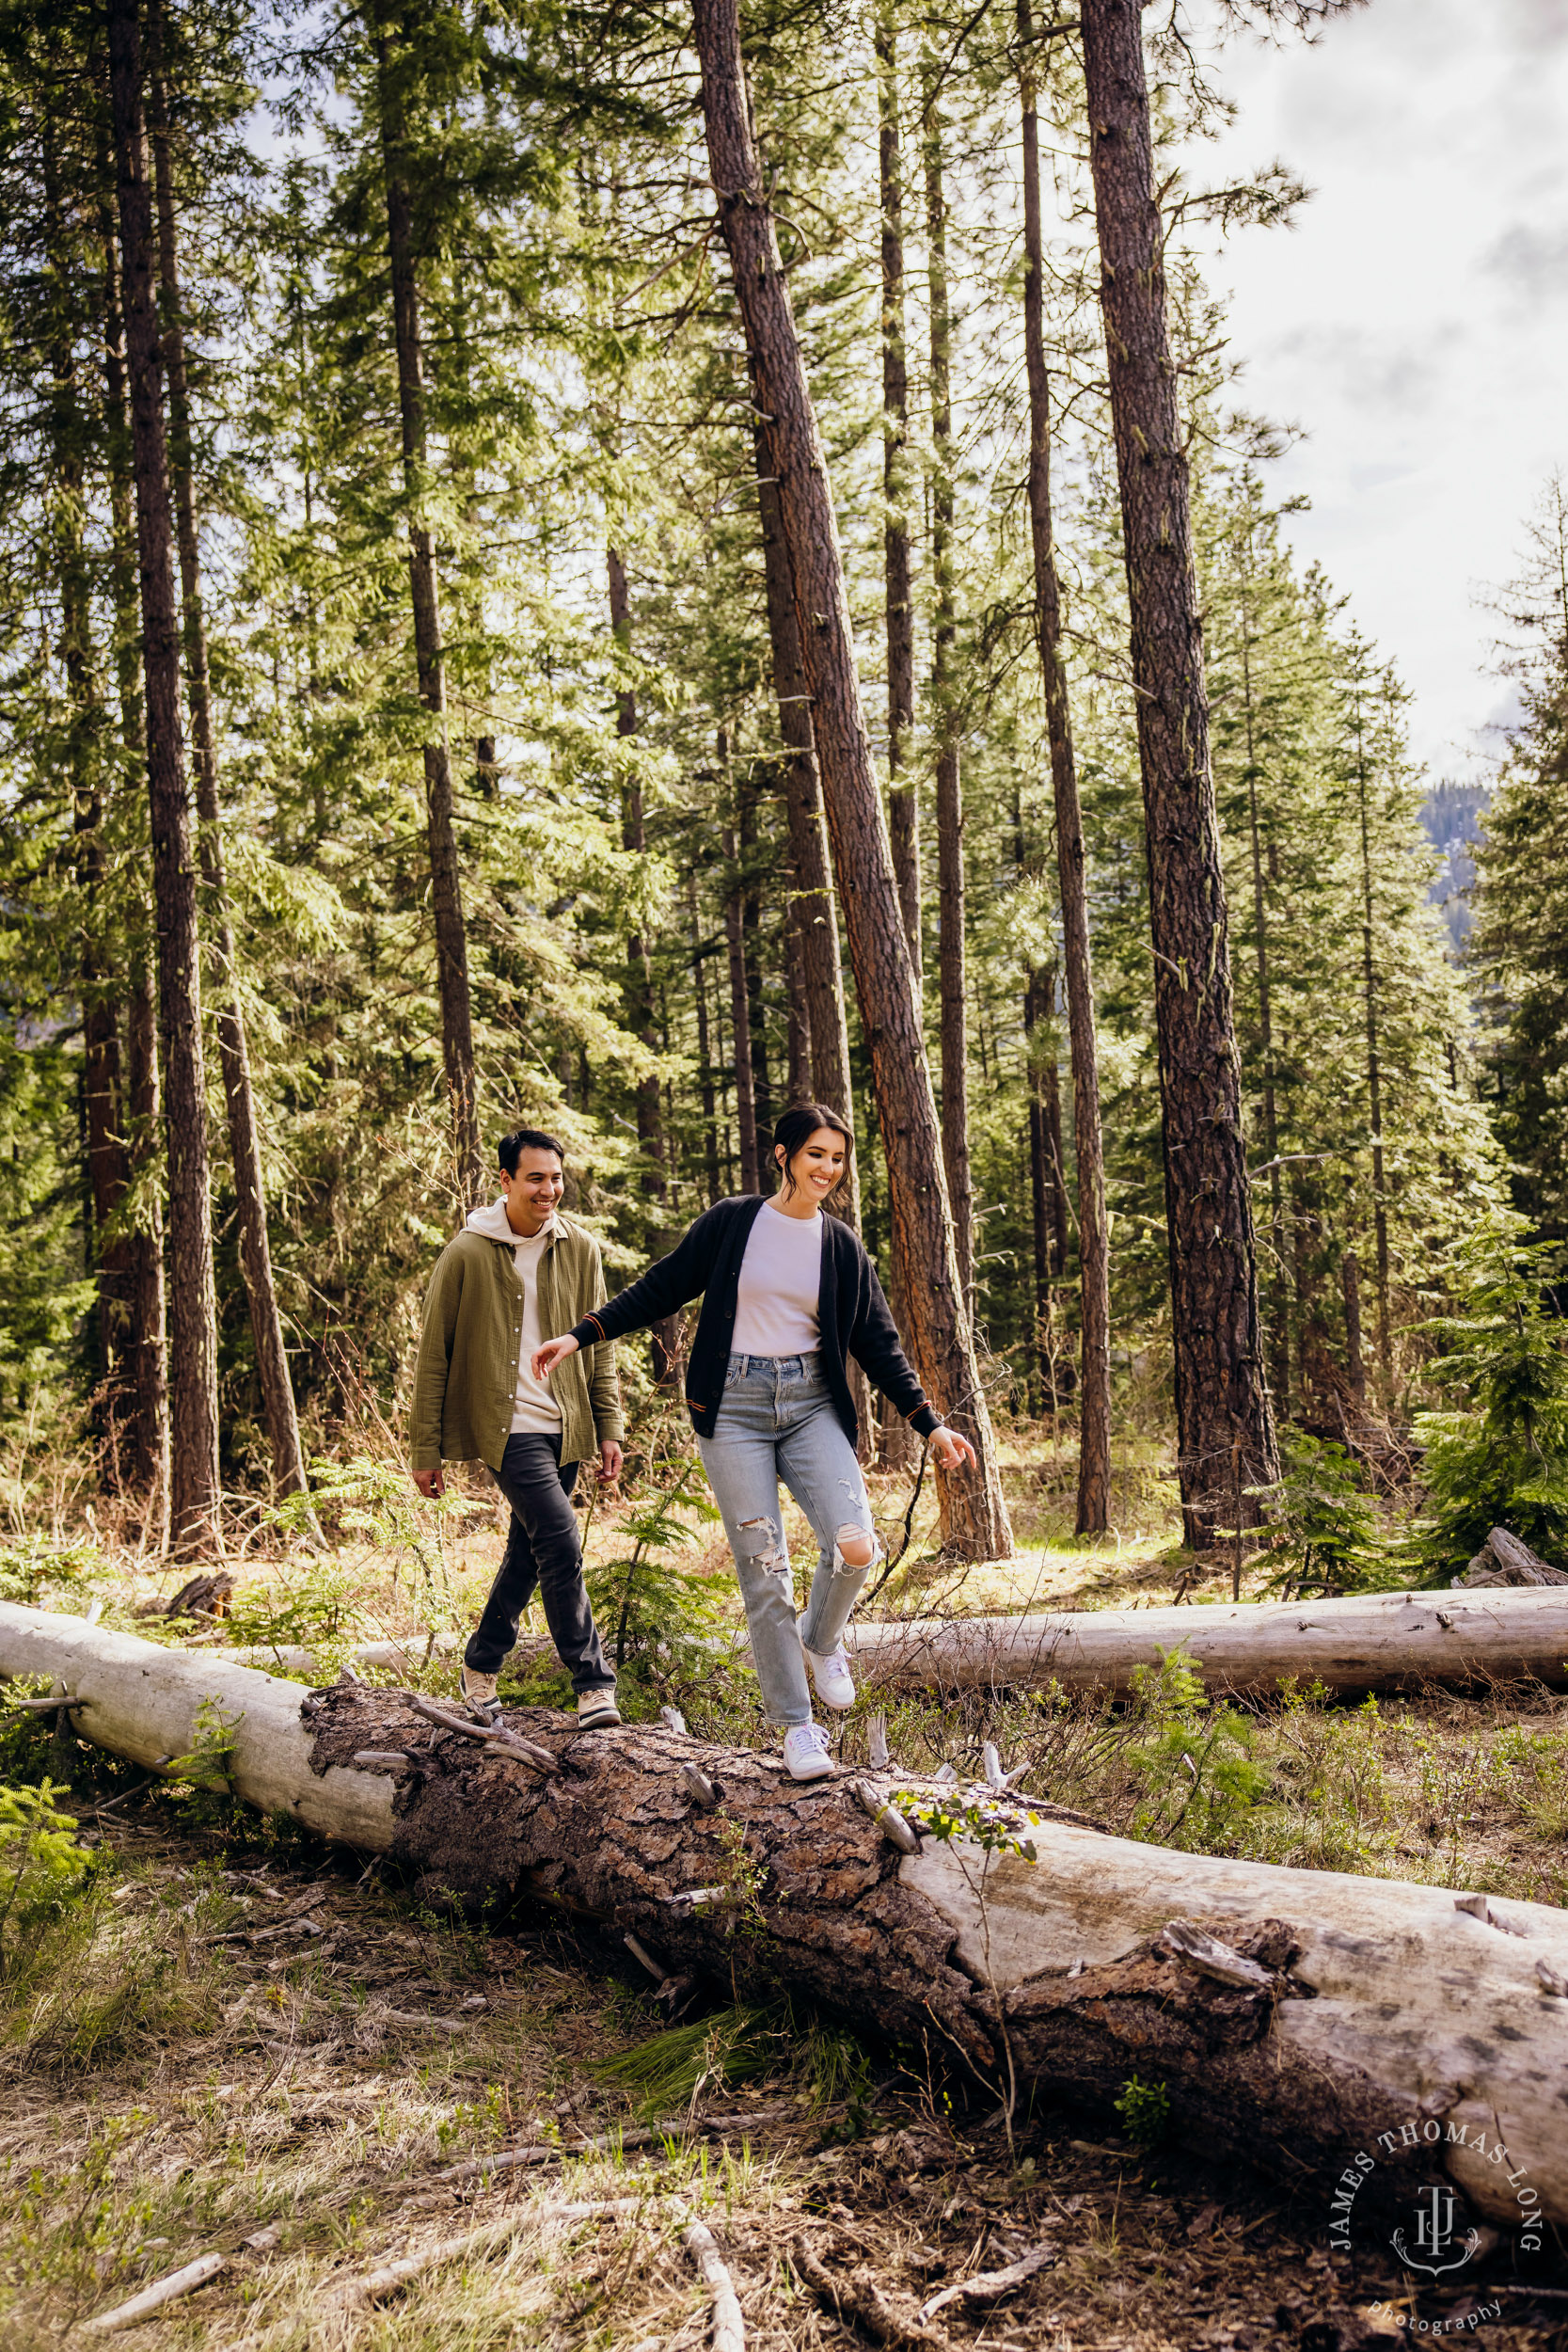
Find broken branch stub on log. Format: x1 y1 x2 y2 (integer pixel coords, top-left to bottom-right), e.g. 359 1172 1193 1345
1458 1527 1568 1589
844 1584 1568 1698
5 1602 1568 2232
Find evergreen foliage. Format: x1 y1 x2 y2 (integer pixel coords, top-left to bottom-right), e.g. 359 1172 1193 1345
0 0 1526 1534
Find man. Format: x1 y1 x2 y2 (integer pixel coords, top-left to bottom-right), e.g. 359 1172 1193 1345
410 1127 623 1728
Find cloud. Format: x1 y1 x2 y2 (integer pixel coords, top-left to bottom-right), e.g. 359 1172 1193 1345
1483 219 1568 302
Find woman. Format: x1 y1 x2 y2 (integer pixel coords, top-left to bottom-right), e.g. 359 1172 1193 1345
531 1104 975 1780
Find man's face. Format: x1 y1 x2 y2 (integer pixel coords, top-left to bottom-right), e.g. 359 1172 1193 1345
504 1149 564 1235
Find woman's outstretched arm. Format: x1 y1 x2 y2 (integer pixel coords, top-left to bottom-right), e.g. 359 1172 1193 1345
532 1205 721 1381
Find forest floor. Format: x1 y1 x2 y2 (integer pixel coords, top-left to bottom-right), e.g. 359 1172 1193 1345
6 1433 1568 2345
4 1780 1567 2352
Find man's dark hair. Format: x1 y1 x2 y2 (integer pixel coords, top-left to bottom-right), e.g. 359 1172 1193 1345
499 1127 567 1176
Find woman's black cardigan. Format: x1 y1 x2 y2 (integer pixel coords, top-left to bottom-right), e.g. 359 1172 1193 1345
568 1195 943 1448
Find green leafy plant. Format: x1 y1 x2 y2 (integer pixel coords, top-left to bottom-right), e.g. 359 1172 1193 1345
1115 2074 1171 2149
0 1779 95 1965
161 1698 244 1826
584 1456 722 1701
263 1454 477 1653
1413 1213 1568 1579
0 1536 102 1609
901 1788 1042 1865
1125 1648 1270 1852
1259 1434 1391 1597
226 1560 372 1677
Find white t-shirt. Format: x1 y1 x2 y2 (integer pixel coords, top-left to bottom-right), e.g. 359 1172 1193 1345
731 1199 823 1358
466 1200 563 1433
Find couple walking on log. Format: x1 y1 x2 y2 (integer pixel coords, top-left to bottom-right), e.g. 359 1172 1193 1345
410 1105 975 1780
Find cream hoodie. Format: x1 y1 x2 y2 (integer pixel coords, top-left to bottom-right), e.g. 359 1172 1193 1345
465 1199 562 1435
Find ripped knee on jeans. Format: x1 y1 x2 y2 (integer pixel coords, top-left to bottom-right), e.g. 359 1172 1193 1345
736 1516 791 1581
832 1522 880 1577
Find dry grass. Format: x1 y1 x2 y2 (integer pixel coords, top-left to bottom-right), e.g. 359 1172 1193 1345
1 1792 1564 2352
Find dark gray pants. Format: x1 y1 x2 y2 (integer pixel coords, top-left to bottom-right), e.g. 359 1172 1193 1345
465 1433 614 1692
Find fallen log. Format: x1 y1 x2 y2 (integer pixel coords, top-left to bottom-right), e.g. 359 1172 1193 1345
4 1602 1567 2233
844 1584 1568 1698
1458 1527 1568 1589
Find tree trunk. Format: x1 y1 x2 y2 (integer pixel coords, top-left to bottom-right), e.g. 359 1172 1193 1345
752 435 856 1156
1078 0 1275 1547
372 20 482 1209
107 0 220 1554
98 182 168 1511
609 546 681 1384
689 875 721 1207
1350 683 1394 1391
720 739 759 1195
876 0 919 989
1025 980 1053 1412
739 780 772 1145
124 968 169 1521
12 1601 1568 2236
148 24 309 1499
752 427 874 1447
1234 527 1289 1416
694 0 1009 1557
922 76 972 1313
43 119 132 1428
1342 1176 1367 1412
1019 16 1110 1533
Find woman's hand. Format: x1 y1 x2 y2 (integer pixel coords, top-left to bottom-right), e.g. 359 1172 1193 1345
531 1334 580 1383
930 1424 976 1473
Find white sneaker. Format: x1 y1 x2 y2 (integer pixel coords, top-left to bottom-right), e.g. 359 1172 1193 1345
782 1722 836 1782
800 1618 856 1711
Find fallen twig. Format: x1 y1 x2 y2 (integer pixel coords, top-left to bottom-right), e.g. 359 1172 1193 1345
791 2233 947 2351
686 2219 745 2352
83 2250 226 2333
919 2241 1056 2320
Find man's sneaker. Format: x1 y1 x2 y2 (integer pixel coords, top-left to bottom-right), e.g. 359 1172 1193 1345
800 1618 856 1711
461 1666 501 1724
782 1722 835 1783
577 1686 622 1731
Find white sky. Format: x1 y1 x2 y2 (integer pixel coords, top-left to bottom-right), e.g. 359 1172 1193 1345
1189 0 1568 782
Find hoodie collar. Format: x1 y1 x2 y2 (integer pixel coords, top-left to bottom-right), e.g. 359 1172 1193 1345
466 1199 558 1248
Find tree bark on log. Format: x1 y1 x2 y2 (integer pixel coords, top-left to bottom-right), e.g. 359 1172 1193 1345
107 0 221 1554
843 1584 1568 1698
4 1603 1565 2233
1077 0 1276 1545
692 0 1010 1559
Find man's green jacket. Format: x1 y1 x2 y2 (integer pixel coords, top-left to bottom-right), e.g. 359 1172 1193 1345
409 1216 623 1474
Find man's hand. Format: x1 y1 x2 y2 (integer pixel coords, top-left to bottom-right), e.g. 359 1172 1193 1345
531 1334 580 1384
597 1438 624 1486
930 1426 976 1474
413 1466 446 1499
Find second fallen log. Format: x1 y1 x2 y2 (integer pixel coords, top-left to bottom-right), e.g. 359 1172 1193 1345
845 1585 1568 1697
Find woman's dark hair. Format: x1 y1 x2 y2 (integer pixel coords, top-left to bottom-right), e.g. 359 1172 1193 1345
499 1126 566 1176
771 1103 854 1201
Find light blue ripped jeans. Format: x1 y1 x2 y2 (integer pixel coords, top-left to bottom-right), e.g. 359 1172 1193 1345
697 1352 878 1726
